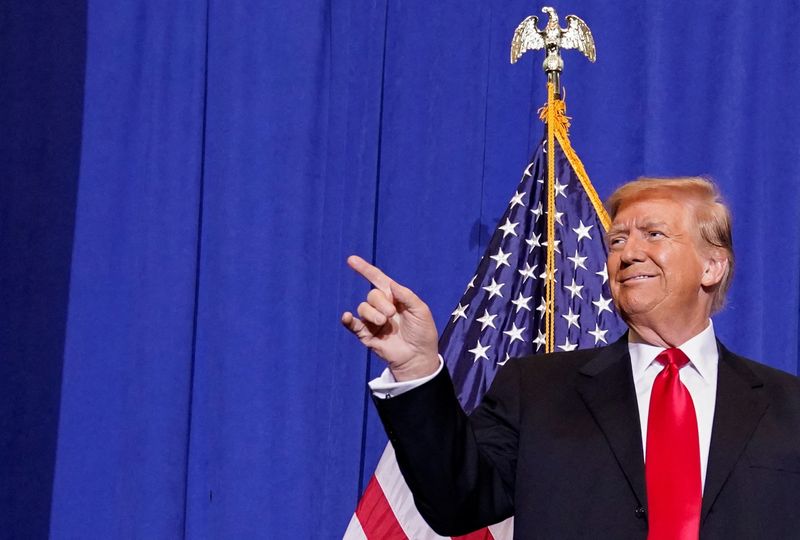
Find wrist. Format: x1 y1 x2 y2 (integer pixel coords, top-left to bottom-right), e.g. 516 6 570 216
389 355 440 382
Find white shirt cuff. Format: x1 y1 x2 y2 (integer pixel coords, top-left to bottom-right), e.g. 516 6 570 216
368 355 445 399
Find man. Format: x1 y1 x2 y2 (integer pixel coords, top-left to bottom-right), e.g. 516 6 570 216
342 177 800 539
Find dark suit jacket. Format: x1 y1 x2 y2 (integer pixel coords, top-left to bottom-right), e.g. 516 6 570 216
374 337 800 539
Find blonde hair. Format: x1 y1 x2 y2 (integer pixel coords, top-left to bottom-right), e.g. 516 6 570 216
605 176 734 313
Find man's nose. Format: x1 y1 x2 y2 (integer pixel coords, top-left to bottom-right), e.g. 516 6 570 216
620 235 646 264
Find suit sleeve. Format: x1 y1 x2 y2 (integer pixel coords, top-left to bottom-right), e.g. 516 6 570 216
373 360 521 535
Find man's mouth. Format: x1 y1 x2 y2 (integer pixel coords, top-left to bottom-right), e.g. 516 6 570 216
620 274 656 283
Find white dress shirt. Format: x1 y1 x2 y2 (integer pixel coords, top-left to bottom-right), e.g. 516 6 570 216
369 320 719 489
629 320 718 490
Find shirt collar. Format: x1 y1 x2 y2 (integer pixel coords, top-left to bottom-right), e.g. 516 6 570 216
628 320 718 383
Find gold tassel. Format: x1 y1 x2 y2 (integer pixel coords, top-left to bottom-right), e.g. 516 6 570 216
540 86 615 352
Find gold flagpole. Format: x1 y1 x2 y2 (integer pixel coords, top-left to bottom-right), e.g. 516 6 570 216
510 6 597 352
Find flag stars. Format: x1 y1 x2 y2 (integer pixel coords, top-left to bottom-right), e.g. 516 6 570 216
451 302 469 322
525 232 542 250
482 278 505 299
509 191 526 208
524 162 534 177
498 218 519 238
596 264 609 284
564 279 584 299
567 249 588 270
535 297 549 316
468 339 491 362
561 307 580 329
593 294 613 315
530 201 543 221
464 275 476 293
490 247 512 268
542 239 561 253
533 329 547 350
554 180 568 198
476 309 498 331
540 266 558 284
503 323 526 344
588 323 609 345
573 220 594 241
546 210 565 225
518 262 538 282
498 353 511 366
558 337 578 352
511 292 533 312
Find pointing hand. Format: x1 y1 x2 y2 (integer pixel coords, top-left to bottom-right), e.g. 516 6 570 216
341 255 440 381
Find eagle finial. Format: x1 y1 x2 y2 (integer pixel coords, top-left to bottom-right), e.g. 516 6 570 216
510 6 596 70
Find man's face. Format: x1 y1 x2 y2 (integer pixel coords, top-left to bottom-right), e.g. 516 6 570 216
606 196 711 327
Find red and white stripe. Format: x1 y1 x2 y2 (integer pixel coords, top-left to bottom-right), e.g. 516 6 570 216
345 444 513 540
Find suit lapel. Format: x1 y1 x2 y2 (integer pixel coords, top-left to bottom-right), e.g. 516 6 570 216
576 336 647 507
573 337 768 521
700 343 769 525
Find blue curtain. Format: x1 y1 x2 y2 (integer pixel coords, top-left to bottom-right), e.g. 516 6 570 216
2 0 798 537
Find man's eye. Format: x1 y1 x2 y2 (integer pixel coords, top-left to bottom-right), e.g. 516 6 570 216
609 237 625 246
648 231 664 238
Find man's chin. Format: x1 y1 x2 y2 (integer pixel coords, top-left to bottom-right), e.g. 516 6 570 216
614 298 661 321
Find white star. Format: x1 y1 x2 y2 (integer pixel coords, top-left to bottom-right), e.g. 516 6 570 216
554 180 568 198
557 337 578 352
573 220 594 241
468 339 491 362
498 218 519 238
593 294 613 315
525 231 542 250
530 201 543 221
539 266 558 284
498 353 511 366
476 309 497 330
596 264 609 284
518 262 538 282
490 247 512 268
567 249 587 270
524 162 534 176
509 191 526 208
542 239 561 253
561 307 580 329
588 323 609 345
482 279 505 299
554 210 564 225
564 279 584 299
464 275 476 293
451 302 469 322
535 297 548 316
511 292 533 312
503 323 526 344
533 329 547 350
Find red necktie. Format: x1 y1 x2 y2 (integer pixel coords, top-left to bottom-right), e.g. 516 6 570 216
645 348 701 540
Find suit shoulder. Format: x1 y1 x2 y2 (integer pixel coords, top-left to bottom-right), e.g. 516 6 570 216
724 349 800 390
506 344 614 376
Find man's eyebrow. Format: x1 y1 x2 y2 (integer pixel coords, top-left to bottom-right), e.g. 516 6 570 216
636 221 669 230
606 220 669 235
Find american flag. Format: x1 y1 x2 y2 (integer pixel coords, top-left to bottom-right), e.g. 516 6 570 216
345 106 627 539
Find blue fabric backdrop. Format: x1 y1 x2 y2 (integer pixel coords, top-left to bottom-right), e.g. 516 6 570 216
2 0 798 537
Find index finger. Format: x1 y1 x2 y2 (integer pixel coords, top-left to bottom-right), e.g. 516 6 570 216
347 255 393 292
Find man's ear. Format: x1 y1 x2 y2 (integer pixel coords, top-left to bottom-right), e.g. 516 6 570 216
701 249 728 287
